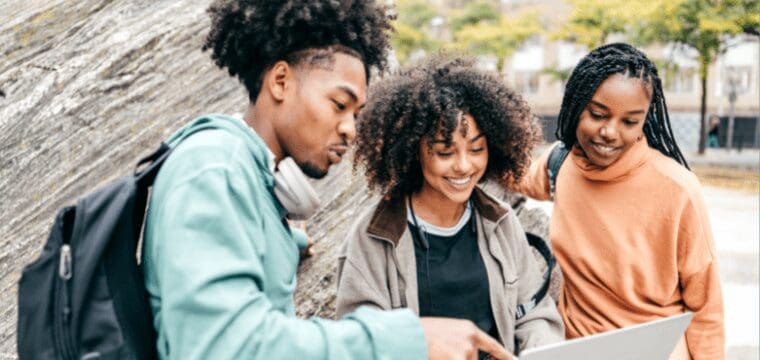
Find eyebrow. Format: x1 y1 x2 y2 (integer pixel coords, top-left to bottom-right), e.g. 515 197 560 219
336 85 366 111
430 133 486 145
469 133 486 143
337 85 358 103
588 100 646 115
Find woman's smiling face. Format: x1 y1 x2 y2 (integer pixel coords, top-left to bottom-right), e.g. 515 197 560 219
575 73 650 168
418 113 489 205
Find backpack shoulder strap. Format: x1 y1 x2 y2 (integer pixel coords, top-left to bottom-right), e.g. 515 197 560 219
135 142 172 188
546 142 569 201
516 232 557 320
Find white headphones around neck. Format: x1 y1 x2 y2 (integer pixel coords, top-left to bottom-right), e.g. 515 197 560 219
273 157 321 220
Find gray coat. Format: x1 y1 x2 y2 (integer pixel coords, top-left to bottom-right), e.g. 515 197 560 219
336 187 565 354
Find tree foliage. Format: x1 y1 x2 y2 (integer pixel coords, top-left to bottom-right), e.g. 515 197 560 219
446 1 541 70
634 0 759 154
450 12 542 70
552 0 659 49
389 0 541 69
391 0 442 63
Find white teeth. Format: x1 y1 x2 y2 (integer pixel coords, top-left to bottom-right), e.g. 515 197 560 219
446 177 471 186
593 143 617 154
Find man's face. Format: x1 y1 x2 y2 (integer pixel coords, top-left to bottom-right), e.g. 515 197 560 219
278 53 366 179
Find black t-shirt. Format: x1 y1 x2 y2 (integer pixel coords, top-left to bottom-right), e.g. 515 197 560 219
408 213 499 345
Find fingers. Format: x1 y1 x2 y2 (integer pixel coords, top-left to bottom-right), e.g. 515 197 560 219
472 329 512 360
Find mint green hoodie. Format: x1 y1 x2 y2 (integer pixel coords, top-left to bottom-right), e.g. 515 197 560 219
142 114 426 359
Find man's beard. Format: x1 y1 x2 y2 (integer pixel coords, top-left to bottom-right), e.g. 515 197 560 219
299 161 327 179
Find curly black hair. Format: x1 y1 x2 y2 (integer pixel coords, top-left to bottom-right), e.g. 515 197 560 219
354 54 542 198
203 0 393 102
556 43 689 168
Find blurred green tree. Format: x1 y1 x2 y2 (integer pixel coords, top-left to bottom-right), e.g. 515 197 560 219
390 0 442 63
390 0 542 70
448 1 542 70
552 0 658 49
634 0 759 154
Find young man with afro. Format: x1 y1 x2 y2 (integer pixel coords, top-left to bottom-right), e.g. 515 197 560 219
141 1 512 359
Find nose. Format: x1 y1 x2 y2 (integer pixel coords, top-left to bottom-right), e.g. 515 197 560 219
338 114 356 143
453 153 473 174
599 122 618 142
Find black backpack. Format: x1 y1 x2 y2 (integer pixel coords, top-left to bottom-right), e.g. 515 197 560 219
17 142 172 360
547 142 570 201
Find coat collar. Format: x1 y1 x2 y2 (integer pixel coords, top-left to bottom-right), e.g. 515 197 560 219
366 187 508 246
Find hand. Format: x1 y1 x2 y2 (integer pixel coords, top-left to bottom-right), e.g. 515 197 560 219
288 220 314 260
300 237 314 259
420 317 514 360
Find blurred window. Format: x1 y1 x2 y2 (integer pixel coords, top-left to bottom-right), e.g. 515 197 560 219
514 70 540 94
665 67 696 93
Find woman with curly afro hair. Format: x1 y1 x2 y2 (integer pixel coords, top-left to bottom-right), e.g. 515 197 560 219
142 2 513 359
336 55 565 358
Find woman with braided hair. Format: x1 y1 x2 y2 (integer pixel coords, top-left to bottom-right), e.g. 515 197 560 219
336 55 564 359
514 43 725 359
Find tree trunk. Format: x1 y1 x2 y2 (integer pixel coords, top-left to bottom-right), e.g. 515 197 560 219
698 61 709 155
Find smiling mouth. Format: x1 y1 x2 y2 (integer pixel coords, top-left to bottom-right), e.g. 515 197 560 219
590 142 621 156
445 176 472 188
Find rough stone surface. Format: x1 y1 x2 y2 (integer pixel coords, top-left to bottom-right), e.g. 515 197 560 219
0 1 555 357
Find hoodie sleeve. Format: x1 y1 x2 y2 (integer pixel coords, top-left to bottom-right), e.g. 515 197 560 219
147 158 427 360
677 187 725 360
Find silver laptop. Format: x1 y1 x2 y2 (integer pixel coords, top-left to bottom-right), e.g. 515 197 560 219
518 312 693 360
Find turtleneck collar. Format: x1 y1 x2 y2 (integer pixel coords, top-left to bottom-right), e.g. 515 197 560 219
570 137 651 182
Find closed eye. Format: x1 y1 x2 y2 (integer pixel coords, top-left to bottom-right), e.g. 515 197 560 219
332 99 346 111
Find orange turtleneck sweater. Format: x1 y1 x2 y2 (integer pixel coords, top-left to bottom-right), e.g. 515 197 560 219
515 139 725 359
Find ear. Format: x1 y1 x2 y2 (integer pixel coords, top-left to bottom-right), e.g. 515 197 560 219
263 61 293 103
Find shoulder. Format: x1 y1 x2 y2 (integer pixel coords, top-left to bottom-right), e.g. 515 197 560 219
476 192 527 251
342 198 390 253
169 129 249 170
645 149 703 200
161 126 266 188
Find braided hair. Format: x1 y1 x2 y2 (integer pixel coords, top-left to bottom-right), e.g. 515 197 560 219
203 0 393 102
556 43 689 169
355 54 541 198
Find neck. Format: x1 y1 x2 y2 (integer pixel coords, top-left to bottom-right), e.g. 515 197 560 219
244 102 284 163
410 187 468 228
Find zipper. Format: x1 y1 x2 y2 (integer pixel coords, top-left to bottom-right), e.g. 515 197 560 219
56 244 77 360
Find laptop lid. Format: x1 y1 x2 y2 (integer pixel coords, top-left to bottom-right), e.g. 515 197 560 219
518 312 693 360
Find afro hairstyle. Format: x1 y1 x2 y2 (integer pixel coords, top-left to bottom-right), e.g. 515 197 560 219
354 54 542 198
203 0 393 102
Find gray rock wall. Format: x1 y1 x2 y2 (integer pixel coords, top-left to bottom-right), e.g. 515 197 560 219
1 0 247 355
0 1 555 357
